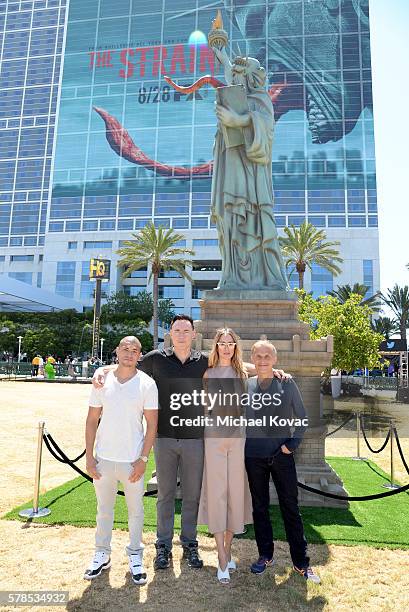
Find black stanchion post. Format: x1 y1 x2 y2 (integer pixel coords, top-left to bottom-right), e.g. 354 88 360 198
19 421 51 518
383 420 400 490
352 411 367 461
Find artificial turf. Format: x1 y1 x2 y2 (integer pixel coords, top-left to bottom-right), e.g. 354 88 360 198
4 457 409 549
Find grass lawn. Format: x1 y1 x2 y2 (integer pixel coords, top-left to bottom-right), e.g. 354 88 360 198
4 457 409 549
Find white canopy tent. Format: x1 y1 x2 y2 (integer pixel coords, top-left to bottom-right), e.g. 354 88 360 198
0 275 83 313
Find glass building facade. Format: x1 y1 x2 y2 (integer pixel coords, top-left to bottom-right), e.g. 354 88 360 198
0 0 67 248
0 0 379 311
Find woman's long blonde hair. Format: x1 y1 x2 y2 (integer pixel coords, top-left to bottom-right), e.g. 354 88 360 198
208 327 247 380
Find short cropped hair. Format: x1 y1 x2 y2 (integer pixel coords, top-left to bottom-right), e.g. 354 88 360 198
251 340 277 355
170 314 194 329
118 336 142 350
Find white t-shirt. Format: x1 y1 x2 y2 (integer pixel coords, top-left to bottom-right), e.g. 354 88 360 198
88 369 158 462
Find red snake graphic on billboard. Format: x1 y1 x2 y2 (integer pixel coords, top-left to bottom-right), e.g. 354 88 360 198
94 78 286 179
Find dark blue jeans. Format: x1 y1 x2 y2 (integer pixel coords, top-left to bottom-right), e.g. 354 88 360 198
245 452 309 569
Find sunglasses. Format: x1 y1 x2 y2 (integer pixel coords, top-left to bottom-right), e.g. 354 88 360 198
217 342 236 348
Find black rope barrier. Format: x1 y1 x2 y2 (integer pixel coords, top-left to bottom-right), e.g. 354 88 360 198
297 480 409 501
43 432 409 504
325 413 355 437
393 427 409 476
359 415 391 454
43 434 158 497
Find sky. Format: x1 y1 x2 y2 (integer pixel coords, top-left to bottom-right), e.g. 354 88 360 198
369 0 409 294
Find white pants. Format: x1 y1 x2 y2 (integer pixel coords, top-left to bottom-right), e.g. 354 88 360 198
93 457 145 557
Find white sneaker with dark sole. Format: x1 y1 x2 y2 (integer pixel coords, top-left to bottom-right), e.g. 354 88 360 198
129 553 147 585
83 551 111 580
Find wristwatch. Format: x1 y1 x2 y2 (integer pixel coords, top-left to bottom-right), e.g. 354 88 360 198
139 455 148 463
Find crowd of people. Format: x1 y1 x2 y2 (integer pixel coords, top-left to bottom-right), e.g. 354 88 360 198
84 315 320 587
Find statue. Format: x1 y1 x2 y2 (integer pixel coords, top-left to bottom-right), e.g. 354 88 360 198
208 12 288 291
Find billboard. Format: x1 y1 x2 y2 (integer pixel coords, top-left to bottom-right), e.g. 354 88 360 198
51 0 375 225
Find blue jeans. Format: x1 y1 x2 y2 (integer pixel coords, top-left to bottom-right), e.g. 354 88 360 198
245 452 309 569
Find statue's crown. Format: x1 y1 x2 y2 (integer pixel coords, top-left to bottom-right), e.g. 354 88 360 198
233 56 248 66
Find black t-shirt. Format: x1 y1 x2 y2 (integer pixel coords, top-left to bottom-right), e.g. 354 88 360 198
139 348 208 439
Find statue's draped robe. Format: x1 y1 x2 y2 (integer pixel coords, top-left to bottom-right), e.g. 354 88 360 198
211 88 288 290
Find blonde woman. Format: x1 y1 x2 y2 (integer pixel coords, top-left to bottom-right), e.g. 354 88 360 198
198 328 253 584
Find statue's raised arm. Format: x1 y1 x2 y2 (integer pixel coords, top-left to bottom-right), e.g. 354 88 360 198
207 12 233 85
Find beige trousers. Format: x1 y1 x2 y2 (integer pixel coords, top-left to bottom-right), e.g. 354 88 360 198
198 437 253 534
93 457 145 557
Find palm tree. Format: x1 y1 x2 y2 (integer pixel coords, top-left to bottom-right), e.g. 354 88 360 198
327 283 381 312
371 316 397 340
380 284 409 341
116 222 195 348
279 221 343 289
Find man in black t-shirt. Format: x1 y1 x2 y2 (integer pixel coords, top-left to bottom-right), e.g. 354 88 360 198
139 315 208 570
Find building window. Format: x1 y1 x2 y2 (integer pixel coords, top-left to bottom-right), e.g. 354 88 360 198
192 282 218 299
37 272 42 288
154 218 170 229
308 216 326 227
363 260 373 296
83 220 98 231
193 239 218 247
10 255 34 262
191 307 201 320
159 270 182 278
8 272 33 284
172 218 189 229
129 268 147 278
123 286 147 296
311 264 333 298
135 219 150 229
328 216 346 227
191 217 208 228
49 221 64 232
84 241 112 249
55 261 76 298
100 219 116 231
68 241 78 250
80 261 94 300
66 221 81 231
192 260 222 271
348 216 366 227
158 286 184 299
118 219 133 230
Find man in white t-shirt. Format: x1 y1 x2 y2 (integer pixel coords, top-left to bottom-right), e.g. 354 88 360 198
84 336 158 585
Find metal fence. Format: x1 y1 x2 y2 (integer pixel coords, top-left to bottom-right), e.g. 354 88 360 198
0 361 101 380
342 375 399 392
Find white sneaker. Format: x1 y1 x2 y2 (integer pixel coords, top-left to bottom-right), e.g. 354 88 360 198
227 558 237 571
129 553 147 585
83 551 111 580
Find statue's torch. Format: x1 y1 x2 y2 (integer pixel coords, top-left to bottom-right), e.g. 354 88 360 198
208 10 228 50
